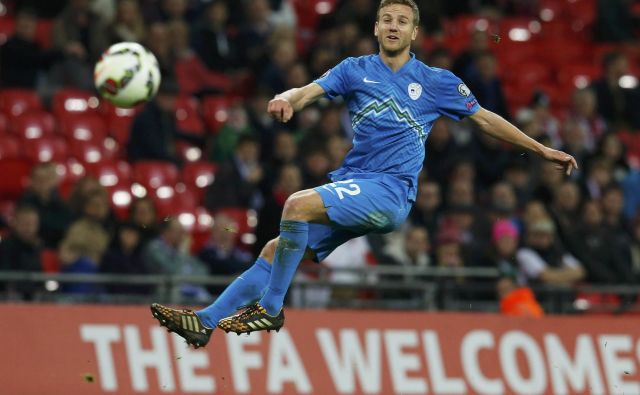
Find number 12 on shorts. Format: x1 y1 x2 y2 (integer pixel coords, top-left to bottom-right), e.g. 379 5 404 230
325 179 361 200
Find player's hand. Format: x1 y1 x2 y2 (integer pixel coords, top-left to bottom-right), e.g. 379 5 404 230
542 147 578 176
267 97 294 123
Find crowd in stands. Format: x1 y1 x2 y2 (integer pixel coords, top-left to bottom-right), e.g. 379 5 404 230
1 0 640 313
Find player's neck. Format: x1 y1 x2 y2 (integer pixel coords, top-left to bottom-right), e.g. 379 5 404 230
379 50 411 72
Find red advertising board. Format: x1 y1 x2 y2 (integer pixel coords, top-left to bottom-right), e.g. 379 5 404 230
1 304 640 395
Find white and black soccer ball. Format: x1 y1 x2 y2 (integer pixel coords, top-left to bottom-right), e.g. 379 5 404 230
94 42 161 108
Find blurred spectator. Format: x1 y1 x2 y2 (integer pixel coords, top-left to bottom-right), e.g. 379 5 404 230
383 225 431 268
238 0 275 70
427 47 453 70
193 0 241 73
521 200 550 231
50 0 109 90
560 119 591 171
601 184 629 234
127 79 203 164
60 189 112 265
596 132 629 182
301 148 332 189
58 240 103 294
326 135 350 170
566 88 606 151
142 217 209 301
107 0 146 44
245 87 278 161
622 168 640 220
584 157 613 199
424 118 465 185
452 30 489 82
0 205 42 297
533 161 564 204
159 0 189 23
144 22 175 79
594 0 636 42
491 220 544 317
503 157 533 208
446 179 475 207
168 20 232 96
129 197 159 245
0 205 42 272
471 131 511 187
256 164 303 251
578 199 635 284
516 219 585 286
530 91 561 149
330 0 378 36
489 181 518 222
259 39 298 93
0 8 64 88
209 103 252 162
198 213 253 294
18 163 72 248
262 130 299 190
206 134 264 210
466 51 509 118
410 179 442 242
100 222 149 294
67 176 103 217
591 51 640 129
631 214 640 278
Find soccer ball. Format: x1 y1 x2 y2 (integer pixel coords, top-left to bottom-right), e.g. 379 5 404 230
94 42 161 108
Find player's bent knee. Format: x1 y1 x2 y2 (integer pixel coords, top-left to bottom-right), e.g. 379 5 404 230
282 190 326 222
259 238 278 263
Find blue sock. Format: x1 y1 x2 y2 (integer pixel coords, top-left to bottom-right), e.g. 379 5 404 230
196 257 271 328
260 220 308 315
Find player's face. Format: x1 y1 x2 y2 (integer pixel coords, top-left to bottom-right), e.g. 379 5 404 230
374 4 418 56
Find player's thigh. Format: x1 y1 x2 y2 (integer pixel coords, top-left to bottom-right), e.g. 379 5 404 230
313 177 410 234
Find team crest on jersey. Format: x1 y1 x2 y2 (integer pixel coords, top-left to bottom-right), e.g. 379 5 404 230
408 83 422 100
458 83 471 96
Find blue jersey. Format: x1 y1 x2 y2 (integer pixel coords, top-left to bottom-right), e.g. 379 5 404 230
314 53 480 200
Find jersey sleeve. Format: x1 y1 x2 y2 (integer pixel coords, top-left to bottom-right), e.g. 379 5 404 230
313 58 354 100
436 70 480 120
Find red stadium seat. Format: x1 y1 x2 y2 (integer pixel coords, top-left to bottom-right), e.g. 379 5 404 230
0 113 7 134
557 63 601 89
0 159 31 200
214 207 258 249
10 111 56 139
0 135 21 159
505 61 551 88
175 141 202 163
201 96 231 134
175 95 205 135
108 183 134 219
102 103 140 144
0 17 14 45
51 89 100 118
23 137 68 163
55 158 86 198
58 113 108 144
0 89 43 119
132 161 179 190
182 161 217 203
67 140 104 164
84 160 132 188
40 249 60 273
153 184 198 218
34 19 53 49
0 199 16 223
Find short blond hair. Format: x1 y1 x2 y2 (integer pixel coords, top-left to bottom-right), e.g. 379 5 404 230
377 0 420 26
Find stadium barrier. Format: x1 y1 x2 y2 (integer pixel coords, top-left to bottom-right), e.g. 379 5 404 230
2 304 640 395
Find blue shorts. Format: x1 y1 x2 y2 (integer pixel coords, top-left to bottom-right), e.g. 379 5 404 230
308 174 412 261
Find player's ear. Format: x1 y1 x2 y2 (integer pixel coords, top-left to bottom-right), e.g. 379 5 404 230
374 21 379 37
411 25 418 40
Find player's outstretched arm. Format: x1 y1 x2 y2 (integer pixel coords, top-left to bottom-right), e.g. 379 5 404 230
268 83 326 123
469 107 578 176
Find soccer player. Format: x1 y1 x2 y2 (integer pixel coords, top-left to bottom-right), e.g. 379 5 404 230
150 0 577 348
